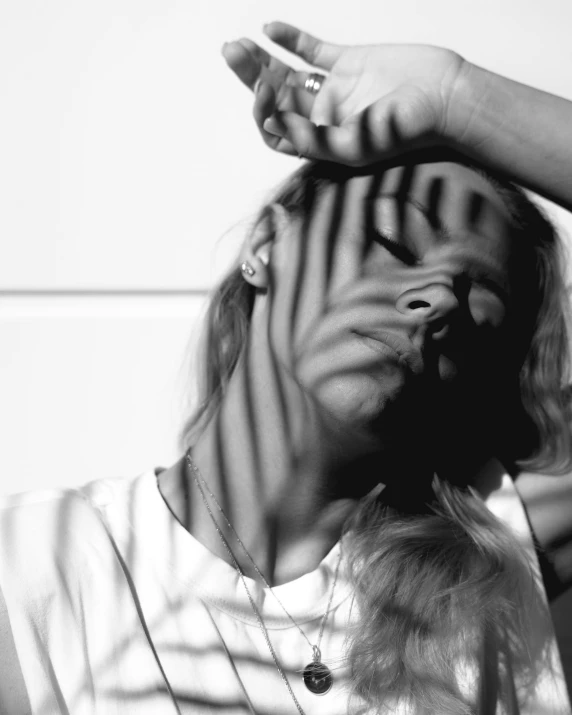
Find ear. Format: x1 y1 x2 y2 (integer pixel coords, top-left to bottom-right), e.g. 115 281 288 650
239 204 290 289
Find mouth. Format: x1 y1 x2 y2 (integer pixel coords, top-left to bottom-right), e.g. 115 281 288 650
352 330 424 375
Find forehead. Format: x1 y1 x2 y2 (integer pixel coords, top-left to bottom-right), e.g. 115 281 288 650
321 161 514 245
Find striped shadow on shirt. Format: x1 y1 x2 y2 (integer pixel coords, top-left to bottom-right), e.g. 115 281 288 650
0 581 32 714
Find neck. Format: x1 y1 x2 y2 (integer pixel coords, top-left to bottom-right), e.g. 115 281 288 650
159 340 490 587
161 352 395 586
188 381 365 585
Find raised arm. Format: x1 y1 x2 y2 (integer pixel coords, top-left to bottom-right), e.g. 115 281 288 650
445 62 572 212
223 22 572 211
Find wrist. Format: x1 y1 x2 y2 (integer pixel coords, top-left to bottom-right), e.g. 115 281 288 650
441 60 494 152
440 57 572 210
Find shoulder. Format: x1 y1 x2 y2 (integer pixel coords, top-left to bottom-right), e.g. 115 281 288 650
513 468 572 597
0 483 103 550
0 475 139 600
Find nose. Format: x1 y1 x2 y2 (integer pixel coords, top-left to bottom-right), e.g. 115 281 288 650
396 284 459 324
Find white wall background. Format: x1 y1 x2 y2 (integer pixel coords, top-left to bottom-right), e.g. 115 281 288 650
1 0 572 495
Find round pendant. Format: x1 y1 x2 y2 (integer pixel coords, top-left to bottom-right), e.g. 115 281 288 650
302 661 333 695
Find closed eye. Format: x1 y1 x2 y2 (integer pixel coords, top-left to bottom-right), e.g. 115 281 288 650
372 229 419 266
469 272 510 305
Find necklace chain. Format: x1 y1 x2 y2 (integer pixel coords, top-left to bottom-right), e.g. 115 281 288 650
186 449 343 714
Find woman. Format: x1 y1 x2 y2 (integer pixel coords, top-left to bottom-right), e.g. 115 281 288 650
1 22 572 715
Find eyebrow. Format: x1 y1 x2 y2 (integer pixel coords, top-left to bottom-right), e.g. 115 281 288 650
374 193 454 244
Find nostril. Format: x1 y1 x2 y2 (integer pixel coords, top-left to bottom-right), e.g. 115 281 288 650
409 300 431 310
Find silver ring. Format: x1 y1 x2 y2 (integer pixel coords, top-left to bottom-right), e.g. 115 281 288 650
304 72 326 95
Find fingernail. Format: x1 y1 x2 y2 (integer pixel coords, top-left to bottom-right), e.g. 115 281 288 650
263 116 284 137
221 42 228 52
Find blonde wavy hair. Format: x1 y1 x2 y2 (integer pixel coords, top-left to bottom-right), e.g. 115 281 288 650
178 154 572 714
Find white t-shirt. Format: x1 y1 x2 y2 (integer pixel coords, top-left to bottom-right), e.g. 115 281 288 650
0 461 570 715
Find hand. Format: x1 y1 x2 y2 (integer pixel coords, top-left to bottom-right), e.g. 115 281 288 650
222 22 467 165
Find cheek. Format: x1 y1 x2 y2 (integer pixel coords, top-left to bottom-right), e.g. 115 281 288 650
325 233 372 299
455 290 514 391
468 288 507 330
441 290 510 384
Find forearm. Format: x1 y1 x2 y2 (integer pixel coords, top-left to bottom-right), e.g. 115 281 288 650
446 62 572 211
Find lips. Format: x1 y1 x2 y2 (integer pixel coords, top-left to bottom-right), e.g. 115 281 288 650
352 329 424 375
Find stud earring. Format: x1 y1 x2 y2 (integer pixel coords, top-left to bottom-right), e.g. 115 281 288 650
240 261 255 277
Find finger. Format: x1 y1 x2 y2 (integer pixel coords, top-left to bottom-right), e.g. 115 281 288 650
262 111 369 166
223 38 313 101
262 93 429 167
233 37 272 68
251 62 315 119
263 21 344 70
273 138 299 156
222 40 261 89
234 39 314 90
223 38 288 91
277 68 328 94
253 83 299 156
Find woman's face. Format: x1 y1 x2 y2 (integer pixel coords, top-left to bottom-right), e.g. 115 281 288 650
261 160 518 444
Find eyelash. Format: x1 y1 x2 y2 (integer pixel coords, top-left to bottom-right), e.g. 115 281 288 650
467 272 509 304
372 229 419 266
371 230 507 303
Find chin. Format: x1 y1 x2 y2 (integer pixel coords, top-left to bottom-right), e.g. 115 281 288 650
309 370 410 434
